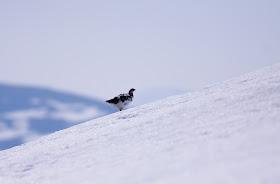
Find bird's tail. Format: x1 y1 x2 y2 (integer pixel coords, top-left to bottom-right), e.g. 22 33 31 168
106 99 114 104
106 97 119 104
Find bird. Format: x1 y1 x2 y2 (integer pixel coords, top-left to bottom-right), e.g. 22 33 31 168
106 88 136 111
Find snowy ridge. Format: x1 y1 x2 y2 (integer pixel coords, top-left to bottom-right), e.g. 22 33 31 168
0 64 280 184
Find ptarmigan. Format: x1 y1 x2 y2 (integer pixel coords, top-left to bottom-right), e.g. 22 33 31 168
106 88 136 111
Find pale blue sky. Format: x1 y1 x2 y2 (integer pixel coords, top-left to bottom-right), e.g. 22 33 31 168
0 0 279 99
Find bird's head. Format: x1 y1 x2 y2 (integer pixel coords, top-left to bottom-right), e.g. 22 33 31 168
129 88 136 95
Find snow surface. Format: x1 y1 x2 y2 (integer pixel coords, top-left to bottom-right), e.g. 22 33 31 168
0 64 280 184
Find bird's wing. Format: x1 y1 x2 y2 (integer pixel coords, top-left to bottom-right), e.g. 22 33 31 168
120 95 128 102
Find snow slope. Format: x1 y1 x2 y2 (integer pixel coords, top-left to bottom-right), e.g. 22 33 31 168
0 64 280 184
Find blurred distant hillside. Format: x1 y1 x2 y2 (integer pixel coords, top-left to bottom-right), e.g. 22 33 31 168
0 83 115 150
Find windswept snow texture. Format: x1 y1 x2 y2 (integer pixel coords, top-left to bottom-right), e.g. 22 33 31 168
0 84 115 150
1 64 280 184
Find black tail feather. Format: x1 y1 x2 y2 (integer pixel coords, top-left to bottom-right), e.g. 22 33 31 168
106 97 119 104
